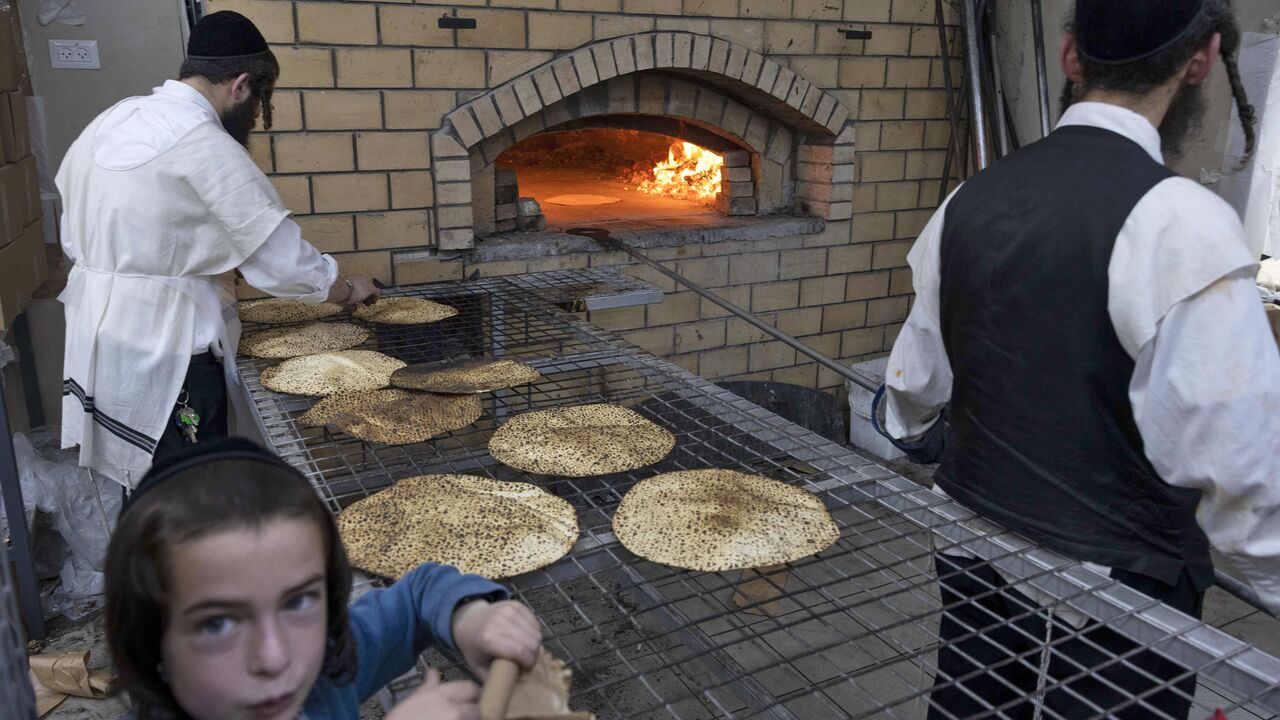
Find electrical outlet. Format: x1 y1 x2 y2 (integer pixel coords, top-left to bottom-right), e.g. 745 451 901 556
48 40 100 70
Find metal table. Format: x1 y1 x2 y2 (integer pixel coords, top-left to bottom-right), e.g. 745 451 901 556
236 269 1280 719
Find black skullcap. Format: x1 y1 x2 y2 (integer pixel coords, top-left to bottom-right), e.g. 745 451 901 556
1075 0 1208 65
187 11 270 60
124 437 296 514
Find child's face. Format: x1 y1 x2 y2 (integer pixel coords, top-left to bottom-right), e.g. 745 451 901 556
160 518 329 720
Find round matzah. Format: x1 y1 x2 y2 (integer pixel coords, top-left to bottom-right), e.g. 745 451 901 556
238 299 344 324
488 404 674 477
259 350 406 397
239 322 369 359
353 297 458 325
297 388 481 445
392 358 542 394
544 194 621 206
337 474 578 579
612 469 839 572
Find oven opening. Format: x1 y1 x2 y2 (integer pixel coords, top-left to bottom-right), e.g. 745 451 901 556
495 126 747 230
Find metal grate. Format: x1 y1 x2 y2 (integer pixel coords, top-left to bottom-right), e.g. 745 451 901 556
1 543 37 720
236 269 1280 720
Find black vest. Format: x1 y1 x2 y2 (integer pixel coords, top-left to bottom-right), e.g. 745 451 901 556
935 125 1214 591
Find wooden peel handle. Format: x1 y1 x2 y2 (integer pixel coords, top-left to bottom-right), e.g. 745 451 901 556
479 658 521 720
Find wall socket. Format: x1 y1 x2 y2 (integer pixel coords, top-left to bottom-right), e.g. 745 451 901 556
49 39 100 70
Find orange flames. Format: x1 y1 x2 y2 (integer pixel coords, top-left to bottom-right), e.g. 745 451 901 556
637 141 723 203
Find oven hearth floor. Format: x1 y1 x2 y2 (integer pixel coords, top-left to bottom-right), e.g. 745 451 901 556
514 168 722 228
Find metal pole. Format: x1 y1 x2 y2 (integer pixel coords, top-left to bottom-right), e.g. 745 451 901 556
937 75 970 207
934 0 967 181
566 228 882 394
960 0 991 170
0 376 45 639
987 21 1012 158
1215 570 1276 618
1030 0 1053 138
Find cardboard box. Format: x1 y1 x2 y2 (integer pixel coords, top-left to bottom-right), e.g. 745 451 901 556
0 93 13 163
19 155 37 224
0 6 20 92
0 221 45 330
0 161 20 248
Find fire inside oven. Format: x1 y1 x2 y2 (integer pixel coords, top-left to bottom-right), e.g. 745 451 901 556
496 126 733 229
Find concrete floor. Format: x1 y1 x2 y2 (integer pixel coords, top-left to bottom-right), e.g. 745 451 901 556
30 450 1280 719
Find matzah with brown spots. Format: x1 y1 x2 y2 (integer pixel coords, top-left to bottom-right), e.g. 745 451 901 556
488 404 674 477
259 350 405 397
239 322 368 359
612 469 838 572
337 474 578 580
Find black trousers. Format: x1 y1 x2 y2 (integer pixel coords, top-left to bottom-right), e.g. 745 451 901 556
152 352 229 463
928 553 1203 720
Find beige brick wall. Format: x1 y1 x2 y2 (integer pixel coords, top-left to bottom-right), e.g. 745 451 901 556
226 0 962 394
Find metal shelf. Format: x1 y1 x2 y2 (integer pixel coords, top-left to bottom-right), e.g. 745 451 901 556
235 269 1280 719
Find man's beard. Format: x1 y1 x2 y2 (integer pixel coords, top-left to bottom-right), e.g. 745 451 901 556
1157 83 1205 161
1059 80 1204 162
220 97 258 147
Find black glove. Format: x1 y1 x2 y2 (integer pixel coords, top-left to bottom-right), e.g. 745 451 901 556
871 385 947 465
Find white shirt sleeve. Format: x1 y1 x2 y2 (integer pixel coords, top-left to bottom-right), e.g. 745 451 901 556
238 217 339 304
1128 269 1280 614
1113 178 1280 614
884 195 954 441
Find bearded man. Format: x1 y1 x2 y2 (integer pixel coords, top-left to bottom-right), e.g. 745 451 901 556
56 11 380 487
879 0 1278 717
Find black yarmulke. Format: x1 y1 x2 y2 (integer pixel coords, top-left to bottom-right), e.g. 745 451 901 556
123 437 295 514
187 11 270 59
1076 0 1207 64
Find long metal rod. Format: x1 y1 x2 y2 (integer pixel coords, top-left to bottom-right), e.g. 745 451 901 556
1030 0 1053 138
960 0 991 170
986 16 1012 158
1215 569 1275 618
566 228 881 393
937 74 970 206
934 0 968 182
0 376 44 639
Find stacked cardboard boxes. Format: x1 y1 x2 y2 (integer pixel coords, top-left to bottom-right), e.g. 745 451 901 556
0 2 46 330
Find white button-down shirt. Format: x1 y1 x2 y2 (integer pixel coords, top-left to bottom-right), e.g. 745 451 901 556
67 80 339 355
884 102 1280 616
56 80 339 482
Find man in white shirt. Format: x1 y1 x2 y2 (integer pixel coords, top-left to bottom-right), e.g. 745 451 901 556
880 0 1278 717
57 12 379 487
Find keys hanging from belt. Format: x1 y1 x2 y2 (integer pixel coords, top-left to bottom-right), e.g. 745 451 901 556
174 389 200 444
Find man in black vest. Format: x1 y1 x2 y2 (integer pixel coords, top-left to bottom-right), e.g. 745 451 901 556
881 1 1279 717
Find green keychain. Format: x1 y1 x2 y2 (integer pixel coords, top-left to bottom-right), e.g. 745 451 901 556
174 390 200 444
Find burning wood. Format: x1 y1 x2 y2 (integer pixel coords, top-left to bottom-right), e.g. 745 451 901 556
636 141 723 204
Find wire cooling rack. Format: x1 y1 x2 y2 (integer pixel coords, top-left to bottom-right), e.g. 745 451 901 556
235 269 1280 720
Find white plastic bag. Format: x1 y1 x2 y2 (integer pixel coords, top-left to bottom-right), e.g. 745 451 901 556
11 428 120 617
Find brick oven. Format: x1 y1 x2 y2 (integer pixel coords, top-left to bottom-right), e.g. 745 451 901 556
221 0 960 399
